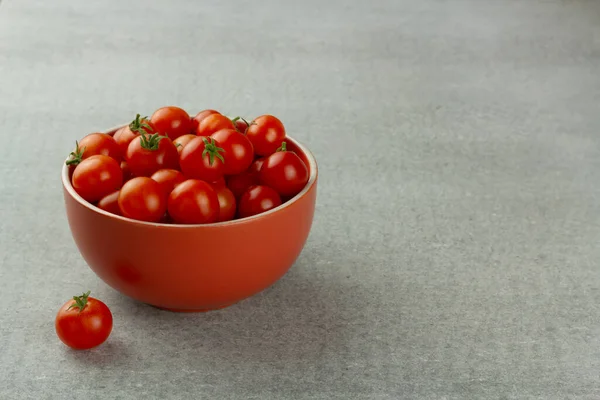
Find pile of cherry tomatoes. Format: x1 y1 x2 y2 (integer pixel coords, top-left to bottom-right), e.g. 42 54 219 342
66 107 309 224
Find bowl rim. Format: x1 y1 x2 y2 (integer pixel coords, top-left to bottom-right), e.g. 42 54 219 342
62 124 318 228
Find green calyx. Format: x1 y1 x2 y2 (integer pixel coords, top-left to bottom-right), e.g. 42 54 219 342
139 131 168 151
202 137 225 165
67 290 91 313
65 141 86 166
129 113 154 134
231 116 254 134
129 113 167 150
276 141 287 152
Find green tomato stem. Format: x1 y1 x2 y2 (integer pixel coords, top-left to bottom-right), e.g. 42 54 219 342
67 290 91 313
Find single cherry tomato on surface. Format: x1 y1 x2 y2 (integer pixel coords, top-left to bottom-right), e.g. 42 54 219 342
118 177 167 222
97 190 121 216
214 186 236 222
248 157 265 179
151 169 186 196
259 142 309 197
245 115 286 156
195 113 235 136
210 128 254 175
150 106 192 141
191 109 221 132
179 136 225 182
168 179 220 224
173 134 197 155
66 134 121 166
232 116 250 134
55 291 113 350
126 132 179 177
226 171 257 199
71 155 123 203
238 185 282 218
114 114 155 158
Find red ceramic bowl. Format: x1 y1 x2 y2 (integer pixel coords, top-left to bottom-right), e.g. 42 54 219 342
62 125 318 312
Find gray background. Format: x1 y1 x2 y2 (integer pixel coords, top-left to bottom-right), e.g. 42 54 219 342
1 0 599 398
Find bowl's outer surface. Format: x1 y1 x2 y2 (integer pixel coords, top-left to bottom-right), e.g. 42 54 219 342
62 131 317 311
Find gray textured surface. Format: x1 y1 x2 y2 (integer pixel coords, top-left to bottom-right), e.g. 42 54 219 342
1 0 600 398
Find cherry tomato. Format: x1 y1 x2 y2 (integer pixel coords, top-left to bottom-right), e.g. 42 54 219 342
191 109 220 132
113 127 137 158
113 114 155 157
195 114 234 136
72 155 123 203
151 169 186 196
245 115 286 156
173 134 197 154
248 157 265 178
168 179 219 224
260 142 309 197
118 177 167 222
232 117 250 134
226 171 257 199
98 190 121 215
126 132 179 177
214 186 236 222
66 134 121 166
179 136 225 182
210 128 254 175
55 291 112 350
150 106 192 140
238 185 282 218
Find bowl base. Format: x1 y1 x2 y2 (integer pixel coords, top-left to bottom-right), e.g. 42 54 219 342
152 302 236 313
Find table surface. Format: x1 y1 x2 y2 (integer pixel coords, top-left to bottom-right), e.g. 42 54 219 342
1 0 600 398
